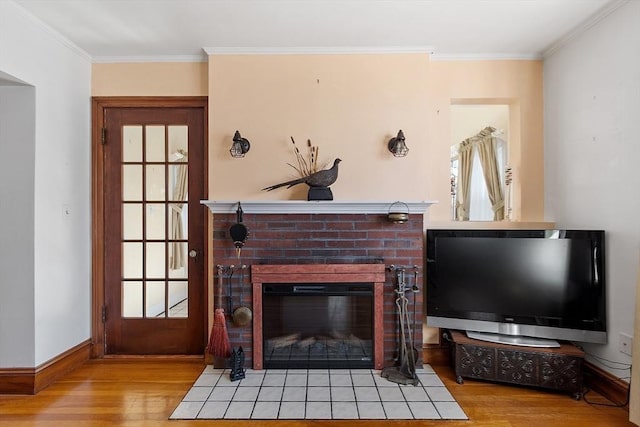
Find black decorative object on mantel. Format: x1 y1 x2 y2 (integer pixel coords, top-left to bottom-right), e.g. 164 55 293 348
262 137 340 200
307 186 333 201
229 347 246 382
262 157 341 190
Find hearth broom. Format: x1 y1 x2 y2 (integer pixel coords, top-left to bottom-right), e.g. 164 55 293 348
208 265 231 358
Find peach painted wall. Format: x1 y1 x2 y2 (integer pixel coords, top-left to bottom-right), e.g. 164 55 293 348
208 54 432 203
208 54 543 221
92 62 207 96
428 60 544 221
91 56 543 222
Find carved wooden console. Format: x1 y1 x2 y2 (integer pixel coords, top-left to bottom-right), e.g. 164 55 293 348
446 330 584 399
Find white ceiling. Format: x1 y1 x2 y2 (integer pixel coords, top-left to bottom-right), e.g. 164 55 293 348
12 0 626 62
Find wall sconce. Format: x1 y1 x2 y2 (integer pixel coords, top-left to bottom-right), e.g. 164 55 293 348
388 130 409 157
230 130 251 158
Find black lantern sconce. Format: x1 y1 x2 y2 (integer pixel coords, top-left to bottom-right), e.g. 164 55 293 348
230 130 251 158
387 130 409 157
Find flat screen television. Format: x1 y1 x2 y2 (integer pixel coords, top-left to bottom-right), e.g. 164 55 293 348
426 229 606 347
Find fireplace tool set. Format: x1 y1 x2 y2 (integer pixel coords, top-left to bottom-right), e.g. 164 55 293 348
208 264 250 380
382 265 421 386
208 202 251 379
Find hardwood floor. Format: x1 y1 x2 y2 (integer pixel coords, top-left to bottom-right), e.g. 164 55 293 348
0 358 633 427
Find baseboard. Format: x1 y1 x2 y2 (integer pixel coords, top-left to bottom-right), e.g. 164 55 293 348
0 339 91 394
422 343 450 367
583 360 630 407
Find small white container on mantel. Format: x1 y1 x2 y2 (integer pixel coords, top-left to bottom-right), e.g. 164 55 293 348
200 200 438 215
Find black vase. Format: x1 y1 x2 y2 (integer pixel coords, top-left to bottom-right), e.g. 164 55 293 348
307 186 333 201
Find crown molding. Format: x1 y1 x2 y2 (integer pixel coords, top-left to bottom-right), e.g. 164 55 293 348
92 54 208 64
430 53 542 61
202 46 435 56
201 200 437 215
542 0 629 58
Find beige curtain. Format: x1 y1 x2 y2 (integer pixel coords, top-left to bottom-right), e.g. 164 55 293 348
455 139 474 221
476 127 505 220
169 152 188 270
630 260 640 425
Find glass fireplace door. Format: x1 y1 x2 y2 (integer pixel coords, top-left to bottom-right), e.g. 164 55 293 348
262 283 373 369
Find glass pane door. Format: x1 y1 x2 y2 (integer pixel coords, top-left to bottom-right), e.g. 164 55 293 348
121 124 189 319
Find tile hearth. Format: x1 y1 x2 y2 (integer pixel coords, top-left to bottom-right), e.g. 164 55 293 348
170 365 467 420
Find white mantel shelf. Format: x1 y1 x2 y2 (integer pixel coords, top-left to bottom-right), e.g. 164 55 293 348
200 200 437 214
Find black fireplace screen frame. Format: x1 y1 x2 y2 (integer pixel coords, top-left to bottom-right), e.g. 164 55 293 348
262 282 374 369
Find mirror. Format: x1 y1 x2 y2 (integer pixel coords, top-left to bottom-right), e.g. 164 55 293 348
450 104 511 221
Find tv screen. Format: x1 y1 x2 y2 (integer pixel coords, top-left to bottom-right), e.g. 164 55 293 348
426 229 606 345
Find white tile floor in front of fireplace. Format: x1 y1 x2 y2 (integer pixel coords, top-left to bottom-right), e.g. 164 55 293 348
170 365 467 420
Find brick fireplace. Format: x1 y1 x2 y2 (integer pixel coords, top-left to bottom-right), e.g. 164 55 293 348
203 201 434 369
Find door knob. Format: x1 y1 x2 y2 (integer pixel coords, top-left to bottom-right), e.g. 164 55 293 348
189 250 197 258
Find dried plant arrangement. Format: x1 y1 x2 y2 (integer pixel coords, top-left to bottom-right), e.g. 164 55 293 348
287 137 328 178
262 136 340 200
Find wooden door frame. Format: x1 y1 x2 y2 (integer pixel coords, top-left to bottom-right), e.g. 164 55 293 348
91 97 208 358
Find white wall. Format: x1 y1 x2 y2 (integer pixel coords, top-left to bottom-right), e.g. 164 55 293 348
0 1 92 366
0 84 36 366
544 1 640 378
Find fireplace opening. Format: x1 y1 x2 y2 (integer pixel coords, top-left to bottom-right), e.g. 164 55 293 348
262 283 374 369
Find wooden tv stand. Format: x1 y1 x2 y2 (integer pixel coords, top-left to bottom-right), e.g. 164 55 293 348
445 330 584 399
